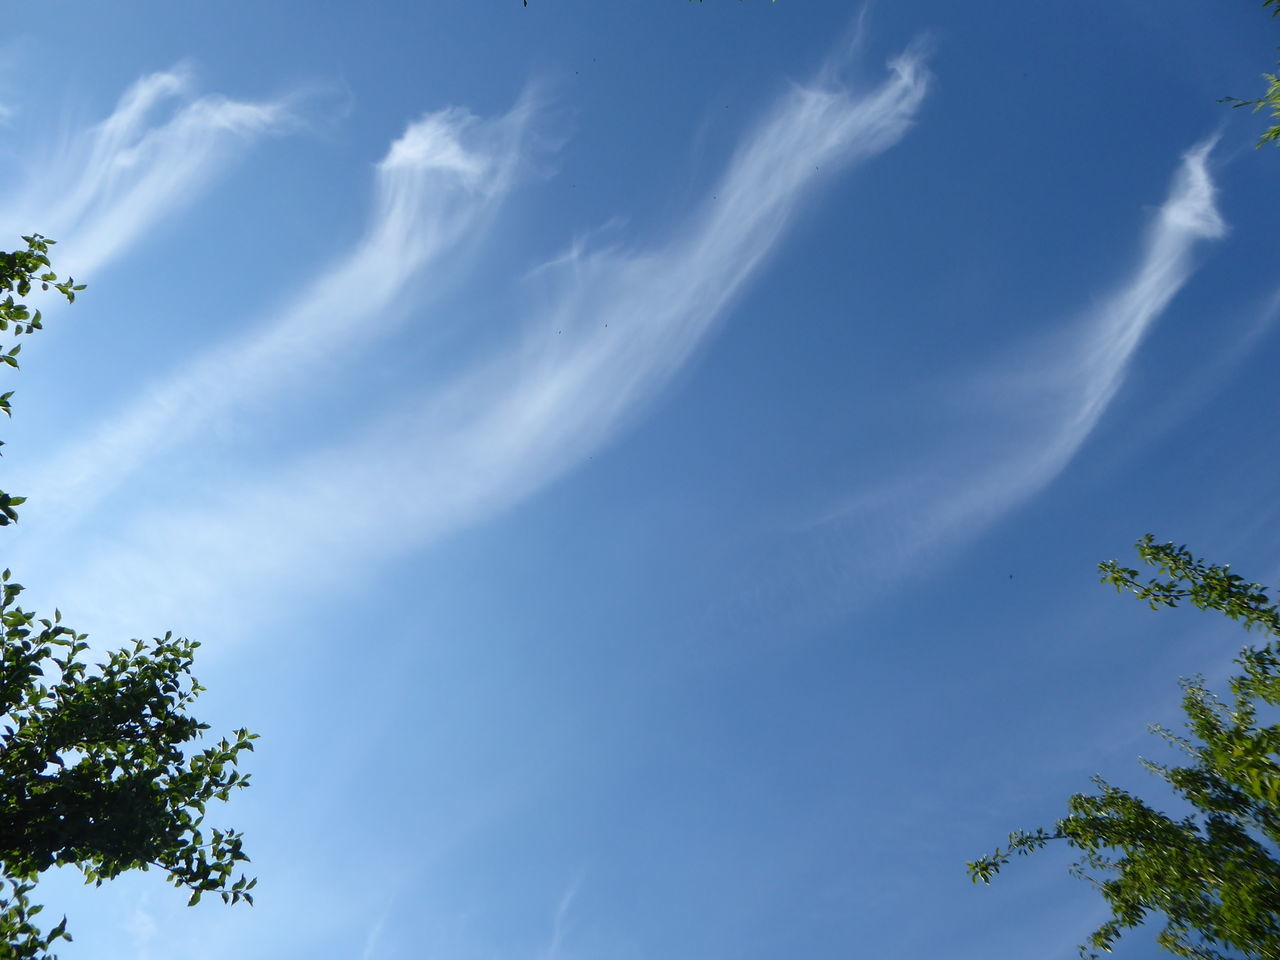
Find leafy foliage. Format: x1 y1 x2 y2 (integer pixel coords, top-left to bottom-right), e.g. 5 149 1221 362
0 237 256 957
969 537 1280 960
1099 535 1280 637
1222 0 1280 147
0 236 82 528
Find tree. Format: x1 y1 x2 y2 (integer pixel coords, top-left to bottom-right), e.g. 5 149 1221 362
968 536 1280 960
0 236 257 958
1222 0 1280 146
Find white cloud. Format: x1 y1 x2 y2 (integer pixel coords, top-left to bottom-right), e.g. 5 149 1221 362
359 915 387 960
124 897 159 960
542 878 581 960
20 92 537 534
813 139 1226 590
0 66 294 281
36 47 930 638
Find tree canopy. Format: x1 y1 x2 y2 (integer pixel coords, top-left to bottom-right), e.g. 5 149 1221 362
1222 0 1280 146
969 537 1280 960
0 237 256 958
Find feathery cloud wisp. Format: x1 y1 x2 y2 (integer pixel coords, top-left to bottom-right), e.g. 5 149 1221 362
44 49 930 636
819 139 1226 584
542 878 580 960
1 66 293 280
23 94 536 531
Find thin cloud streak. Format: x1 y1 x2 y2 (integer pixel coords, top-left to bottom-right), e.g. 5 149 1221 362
359 915 387 960
0 66 294 281
542 878 581 960
354 46 931 529
821 139 1226 586
23 94 536 531
48 48 930 636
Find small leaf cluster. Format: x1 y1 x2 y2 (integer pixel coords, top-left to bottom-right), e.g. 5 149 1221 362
0 234 83 528
970 537 1280 960
0 874 69 960
1221 1 1280 147
0 234 83 339
1100 534 1280 636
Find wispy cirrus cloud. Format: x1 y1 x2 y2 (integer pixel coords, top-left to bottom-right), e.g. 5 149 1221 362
21 92 537 532
42 45 930 635
359 915 387 960
0 66 295 280
815 138 1226 588
541 878 581 960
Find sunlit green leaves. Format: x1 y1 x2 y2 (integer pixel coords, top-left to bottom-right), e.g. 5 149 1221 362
1220 1 1280 147
0 234 84 531
970 538 1280 960
1100 535 1280 635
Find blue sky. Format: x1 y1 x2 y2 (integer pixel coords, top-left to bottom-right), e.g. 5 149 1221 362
2 2 1279 958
